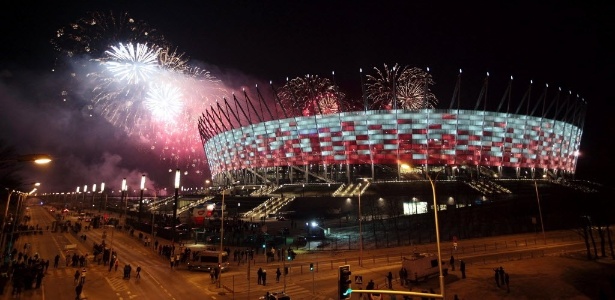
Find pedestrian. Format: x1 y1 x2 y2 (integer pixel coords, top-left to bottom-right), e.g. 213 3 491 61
54 254 60 268
366 279 375 290
257 267 263 285
73 269 80 284
210 268 215 283
398 268 405 287
262 269 267 286
115 259 119 271
493 268 500 287
75 283 83 300
170 257 174 269
80 268 86 284
450 255 455 271
276 267 281 283
387 271 393 289
136 266 141 279
505 272 510 293
460 260 466 279
499 266 505 287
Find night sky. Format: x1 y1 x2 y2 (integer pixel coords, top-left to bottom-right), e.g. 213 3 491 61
1 1 613 194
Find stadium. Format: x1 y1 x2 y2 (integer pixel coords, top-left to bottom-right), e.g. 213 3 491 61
193 67 605 230
198 67 585 186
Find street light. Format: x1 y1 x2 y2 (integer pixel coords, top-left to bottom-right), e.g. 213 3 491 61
218 188 225 288
91 184 97 209
138 174 146 222
121 178 127 223
0 153 52 164
4 187 36 261
172 169 180 243
1 189 19 258
75 186 80 210
426 171 446 299
82 185 87 211
357 182 363 266
99 182 105 213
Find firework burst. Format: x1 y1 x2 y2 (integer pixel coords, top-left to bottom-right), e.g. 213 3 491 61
51 11 168 59
277 74 347 117
104 42 160 85
52 11 227 176
366 64 438 110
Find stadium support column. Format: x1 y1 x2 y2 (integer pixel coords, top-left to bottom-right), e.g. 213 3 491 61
346 164 350 185
275 166 279 186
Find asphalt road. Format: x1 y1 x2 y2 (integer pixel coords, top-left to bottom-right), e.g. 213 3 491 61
2 202 607 300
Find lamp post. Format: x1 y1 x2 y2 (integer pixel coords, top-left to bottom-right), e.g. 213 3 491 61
121 178 127 223
218 191 225 288
1 190 16 259
0 153 52 164
75 186 80 211
357 182 363 267
426 171 446 300
534 180 547 244
99 182 105 213
82 185 87 211
91 184 97 210
172 169 180 243
138 174 146 222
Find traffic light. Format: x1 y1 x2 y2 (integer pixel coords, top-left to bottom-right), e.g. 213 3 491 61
310 263 314 272
338 265 352 299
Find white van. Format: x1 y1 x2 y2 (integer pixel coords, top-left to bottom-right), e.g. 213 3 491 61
187 250 229 272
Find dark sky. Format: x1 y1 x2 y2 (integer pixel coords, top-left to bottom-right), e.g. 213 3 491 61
1 1 613 194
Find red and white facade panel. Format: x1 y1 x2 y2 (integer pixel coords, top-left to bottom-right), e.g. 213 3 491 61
204 109 582 176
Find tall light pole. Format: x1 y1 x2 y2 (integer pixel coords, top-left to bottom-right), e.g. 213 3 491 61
138 174 146 222
75 186 80 210
218 191 225 288
426 171 446 300
91 184 97 210
534 180 547 244
99 182 105 213
82 185 87 211
172 169 180 244
1 190 16 259
357 182 363 267
121 178 127 223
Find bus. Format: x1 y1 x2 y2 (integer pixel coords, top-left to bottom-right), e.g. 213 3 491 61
187 249 229 272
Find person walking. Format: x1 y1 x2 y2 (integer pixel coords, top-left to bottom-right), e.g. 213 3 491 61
450 255 455 271
73 270 80 284
136 266 141 279
54 254 60 268
262 269 267 286
493 268 500 287
499 266 505 287
460 260 466 279
257 267 263 285
276 267 281 283
505 272 510 293
387 271 393 289
115 259 119 271
75 283 83 300
80 268 86 284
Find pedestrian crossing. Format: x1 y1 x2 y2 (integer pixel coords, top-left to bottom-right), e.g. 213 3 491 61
224 281 335 300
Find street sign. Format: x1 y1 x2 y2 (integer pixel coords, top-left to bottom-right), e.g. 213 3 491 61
355 275 363 284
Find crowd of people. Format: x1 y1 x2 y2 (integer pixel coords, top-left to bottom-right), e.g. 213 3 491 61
0 250 49 297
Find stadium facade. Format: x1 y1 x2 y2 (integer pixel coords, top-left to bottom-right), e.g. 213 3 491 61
198 74 586 187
